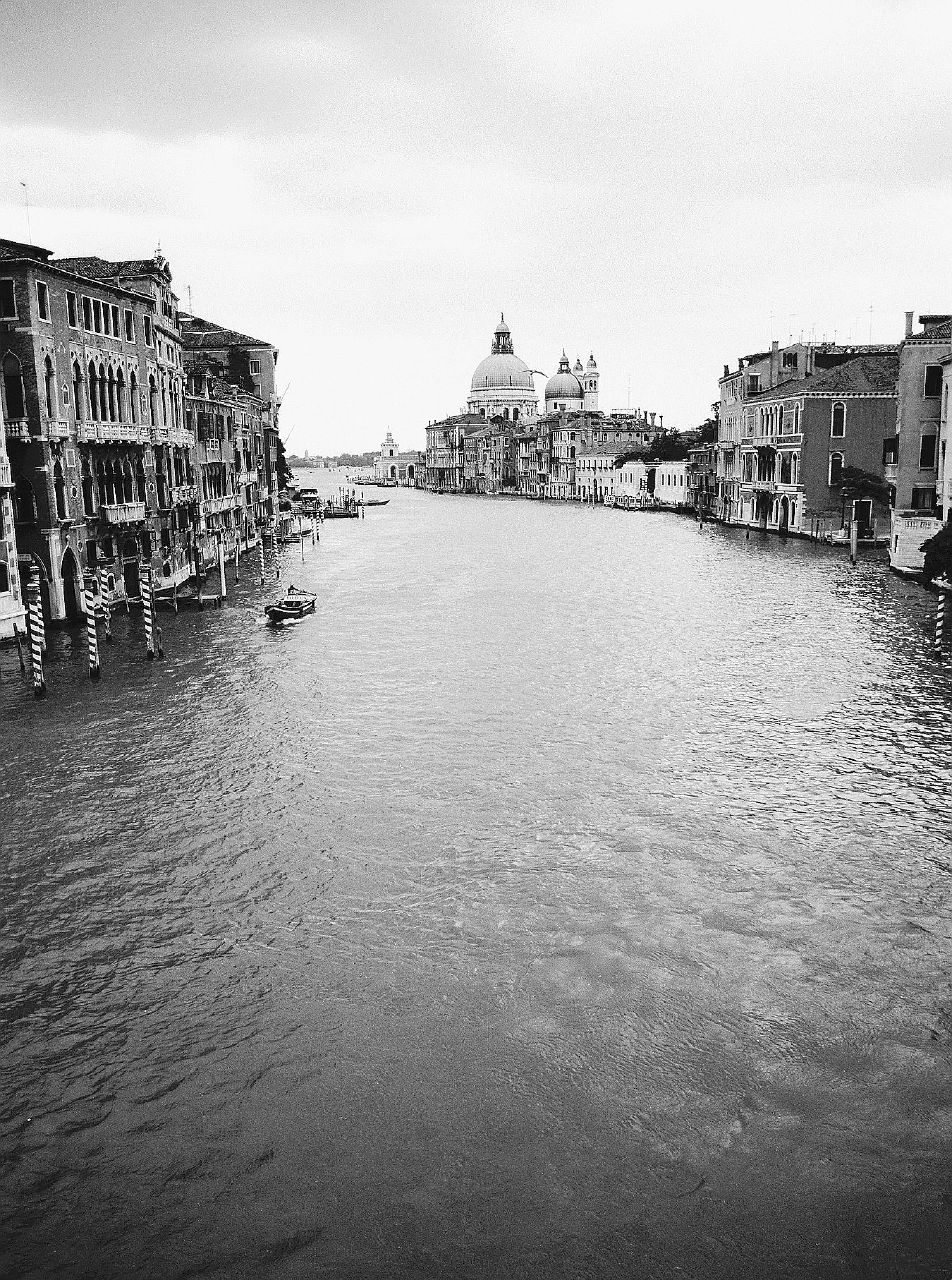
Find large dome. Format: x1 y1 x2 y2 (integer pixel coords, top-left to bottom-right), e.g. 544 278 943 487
545 371 583 401
471 352 534 392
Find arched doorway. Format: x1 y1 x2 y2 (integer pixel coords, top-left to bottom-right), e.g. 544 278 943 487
122 537 141 601
389 464 397 480
407 464 415 482
61 547 82 620
778 495 789 535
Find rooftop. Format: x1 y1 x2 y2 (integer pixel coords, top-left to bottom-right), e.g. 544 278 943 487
0 237 52 263
180 313 273 351
748 353 900 399
54 253 173 284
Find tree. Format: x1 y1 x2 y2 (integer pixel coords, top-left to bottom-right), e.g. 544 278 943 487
921 522 952 585
642 430 689 462
838 465 892 509
276 435 294 490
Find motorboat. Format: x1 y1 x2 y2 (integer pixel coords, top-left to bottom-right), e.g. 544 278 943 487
265 586 317 622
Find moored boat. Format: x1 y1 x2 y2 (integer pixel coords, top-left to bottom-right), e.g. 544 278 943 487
265 586 317 622
362 498 390 507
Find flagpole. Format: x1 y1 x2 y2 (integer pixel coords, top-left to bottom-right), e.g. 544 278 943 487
20 182 32 243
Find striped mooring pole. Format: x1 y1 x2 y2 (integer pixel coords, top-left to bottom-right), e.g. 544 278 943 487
936 589 948 653
97 568 113 642
218 535 227 600
26 568 46 697
139 562 155 660
258 531 265 585
83 572 101 679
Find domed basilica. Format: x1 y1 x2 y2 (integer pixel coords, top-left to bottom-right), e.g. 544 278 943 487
466 315 599 422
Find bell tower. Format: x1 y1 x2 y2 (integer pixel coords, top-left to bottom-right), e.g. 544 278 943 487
584 353 599 411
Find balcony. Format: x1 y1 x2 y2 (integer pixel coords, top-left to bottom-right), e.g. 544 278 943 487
4 418 31 442
202 495 236 515
47 421 71 440
77 422 151 445
102 500 146 525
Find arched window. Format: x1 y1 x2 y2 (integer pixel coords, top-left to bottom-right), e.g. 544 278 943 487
829 452 844 487
831 402 846 438
149 375 158 426
88 360 99 421
512 407 519 422
116 368 126 421
53 459 68 520
122 459 134 502
82 460 95 516
73 361 84 422
44 355 55 420
98 363 107 422
135 459 146 502
14 475 36 523
107 365 117 422
130 371 138 424
2 353 26 420
0 562 8 593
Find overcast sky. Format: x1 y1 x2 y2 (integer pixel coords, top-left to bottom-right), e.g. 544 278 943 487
2 0 951 454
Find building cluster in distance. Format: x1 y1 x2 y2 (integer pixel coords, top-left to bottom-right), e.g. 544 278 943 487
0 236 282 639
422 310 952 578
425 316 666 499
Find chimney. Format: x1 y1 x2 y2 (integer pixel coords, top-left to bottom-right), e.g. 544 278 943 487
723 364 730 378
904 311 914 339
770 339 779 388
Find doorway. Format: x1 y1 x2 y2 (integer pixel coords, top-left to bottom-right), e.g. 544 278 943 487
61 547 83 620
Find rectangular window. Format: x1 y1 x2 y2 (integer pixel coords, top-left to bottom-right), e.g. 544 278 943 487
67 291 78 328
911 486 936 510
111 304 120 337
829 453 843 487
919 434 938 468
82 296 92 331
144 315 153 346
747 374 760 394
124 309 135 342
249 358 261 375
831 403 846 437
93 299 102 333
882 435 899 465
0 278 16 318
36 280 50 320
924 365 943 398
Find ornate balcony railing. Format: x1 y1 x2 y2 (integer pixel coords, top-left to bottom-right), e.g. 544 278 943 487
102 500 147 524
77 422 151 445
0 457 12 488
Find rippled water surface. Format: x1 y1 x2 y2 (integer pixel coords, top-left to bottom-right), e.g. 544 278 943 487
3 481 952 1279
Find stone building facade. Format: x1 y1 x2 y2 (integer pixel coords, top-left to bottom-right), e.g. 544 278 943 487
0 237 280 626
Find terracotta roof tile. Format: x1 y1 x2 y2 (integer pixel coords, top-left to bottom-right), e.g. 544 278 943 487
749 354 899 399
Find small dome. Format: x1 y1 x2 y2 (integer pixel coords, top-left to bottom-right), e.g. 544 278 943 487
471 352 534 391
545 371 584 401
586 353 597 370
495 313 510 336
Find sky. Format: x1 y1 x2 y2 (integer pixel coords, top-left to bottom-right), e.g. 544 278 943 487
2 0 951 454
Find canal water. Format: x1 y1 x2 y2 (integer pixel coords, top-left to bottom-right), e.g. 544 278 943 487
3 481 951 1279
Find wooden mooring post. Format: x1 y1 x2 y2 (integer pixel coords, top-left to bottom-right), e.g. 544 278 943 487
26 569 46 697
83 572 101 679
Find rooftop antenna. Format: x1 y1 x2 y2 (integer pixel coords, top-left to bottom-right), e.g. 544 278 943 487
187 284 193 315
20 181 32 243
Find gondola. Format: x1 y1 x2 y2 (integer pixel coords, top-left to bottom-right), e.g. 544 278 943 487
265 586 317 622
362 498 390 507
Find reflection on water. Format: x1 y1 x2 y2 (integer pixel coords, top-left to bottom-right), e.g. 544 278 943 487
3 480 952 1278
